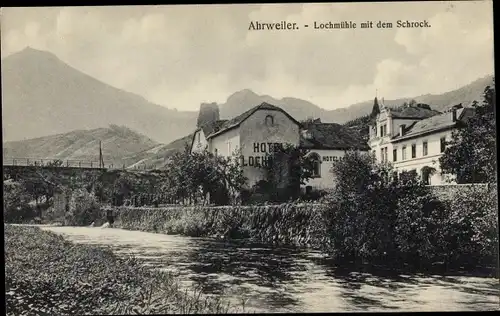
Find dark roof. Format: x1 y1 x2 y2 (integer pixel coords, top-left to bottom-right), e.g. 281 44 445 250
206 102 301 139
199 120 228 137
392 107 474 142
389 104 442 119
300 123 370 151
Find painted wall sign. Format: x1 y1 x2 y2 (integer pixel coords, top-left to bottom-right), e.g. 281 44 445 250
322 155 344 162
241 155 272 167
239 142 286 167
252 142 284 153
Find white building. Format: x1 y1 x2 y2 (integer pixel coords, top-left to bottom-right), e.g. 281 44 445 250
368 98 475 185
190 102 369 191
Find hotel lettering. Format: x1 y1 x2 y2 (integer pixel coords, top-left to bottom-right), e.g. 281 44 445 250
241 142 284 167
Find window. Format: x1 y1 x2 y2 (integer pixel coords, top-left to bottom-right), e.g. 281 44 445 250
214 148 218 156
196 132 200 142
379 124 387 137
265 115 274 126
411 144 416 158
440 137 446 153
380 147 388 162
423 141 428 156
310 153 321 178
402 146 407 160
393 148 397 162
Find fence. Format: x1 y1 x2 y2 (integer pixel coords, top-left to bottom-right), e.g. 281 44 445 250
3 157 160 171
3 157 105 169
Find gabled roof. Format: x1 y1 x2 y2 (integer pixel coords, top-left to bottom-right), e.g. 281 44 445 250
190 120 227 149
300 122 370 151
392 107 474 142
206 102 301 139
389 104 442 119
200 120 228 137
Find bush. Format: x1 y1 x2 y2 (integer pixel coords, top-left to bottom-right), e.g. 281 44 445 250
64 189 101 226
3 180 36 223
4 225 233 315
440 185 498 266
324 150 497 269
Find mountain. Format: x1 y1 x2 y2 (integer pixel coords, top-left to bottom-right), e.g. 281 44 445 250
2 47 492 162
218 89 332 122
2 125 159 168
123 133 194 170
218 75 494 124
1 47 197 143
332 75 494 123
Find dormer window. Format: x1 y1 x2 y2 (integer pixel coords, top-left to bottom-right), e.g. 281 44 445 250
265 115 274 126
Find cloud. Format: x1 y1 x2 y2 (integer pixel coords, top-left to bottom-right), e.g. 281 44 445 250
1 2 495 111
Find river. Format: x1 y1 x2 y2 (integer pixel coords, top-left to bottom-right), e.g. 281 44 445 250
39 226 499 313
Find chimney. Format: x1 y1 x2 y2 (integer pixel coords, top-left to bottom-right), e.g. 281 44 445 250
452 108 457 122
399 124 406 136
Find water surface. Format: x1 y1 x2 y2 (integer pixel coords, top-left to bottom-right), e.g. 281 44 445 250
39 226 499 313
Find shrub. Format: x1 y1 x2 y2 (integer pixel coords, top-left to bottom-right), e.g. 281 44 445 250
324 150 498 269
439 185 498 266
64 189 100 226
3 179 36 223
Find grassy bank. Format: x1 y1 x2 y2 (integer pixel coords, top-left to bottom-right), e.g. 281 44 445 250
4 225 234 315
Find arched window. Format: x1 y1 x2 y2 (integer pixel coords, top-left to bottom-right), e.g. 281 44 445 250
421 166 436 185
309 152 321 178
265 115 274 126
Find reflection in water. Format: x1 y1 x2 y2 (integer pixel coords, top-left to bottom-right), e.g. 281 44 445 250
40 226 499 313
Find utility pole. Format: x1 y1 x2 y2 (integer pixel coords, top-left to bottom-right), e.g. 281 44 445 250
99 141 104 169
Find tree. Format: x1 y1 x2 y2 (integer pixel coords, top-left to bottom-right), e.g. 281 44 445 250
21 167 65 219
165 144 247 205
439 81 496 183
326 150 437 264
3 179 35 223
261 143 315 202
46 159 64 168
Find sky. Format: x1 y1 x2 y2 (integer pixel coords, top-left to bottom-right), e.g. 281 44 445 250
1 2 495 112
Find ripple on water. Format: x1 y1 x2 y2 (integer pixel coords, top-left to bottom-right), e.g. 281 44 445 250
38 226 500 313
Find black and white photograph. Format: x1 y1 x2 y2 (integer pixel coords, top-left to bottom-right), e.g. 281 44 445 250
2 1 498 314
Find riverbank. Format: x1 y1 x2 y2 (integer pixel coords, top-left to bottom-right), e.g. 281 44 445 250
4 224 235 315
106 203 328 249
36 225 500 312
